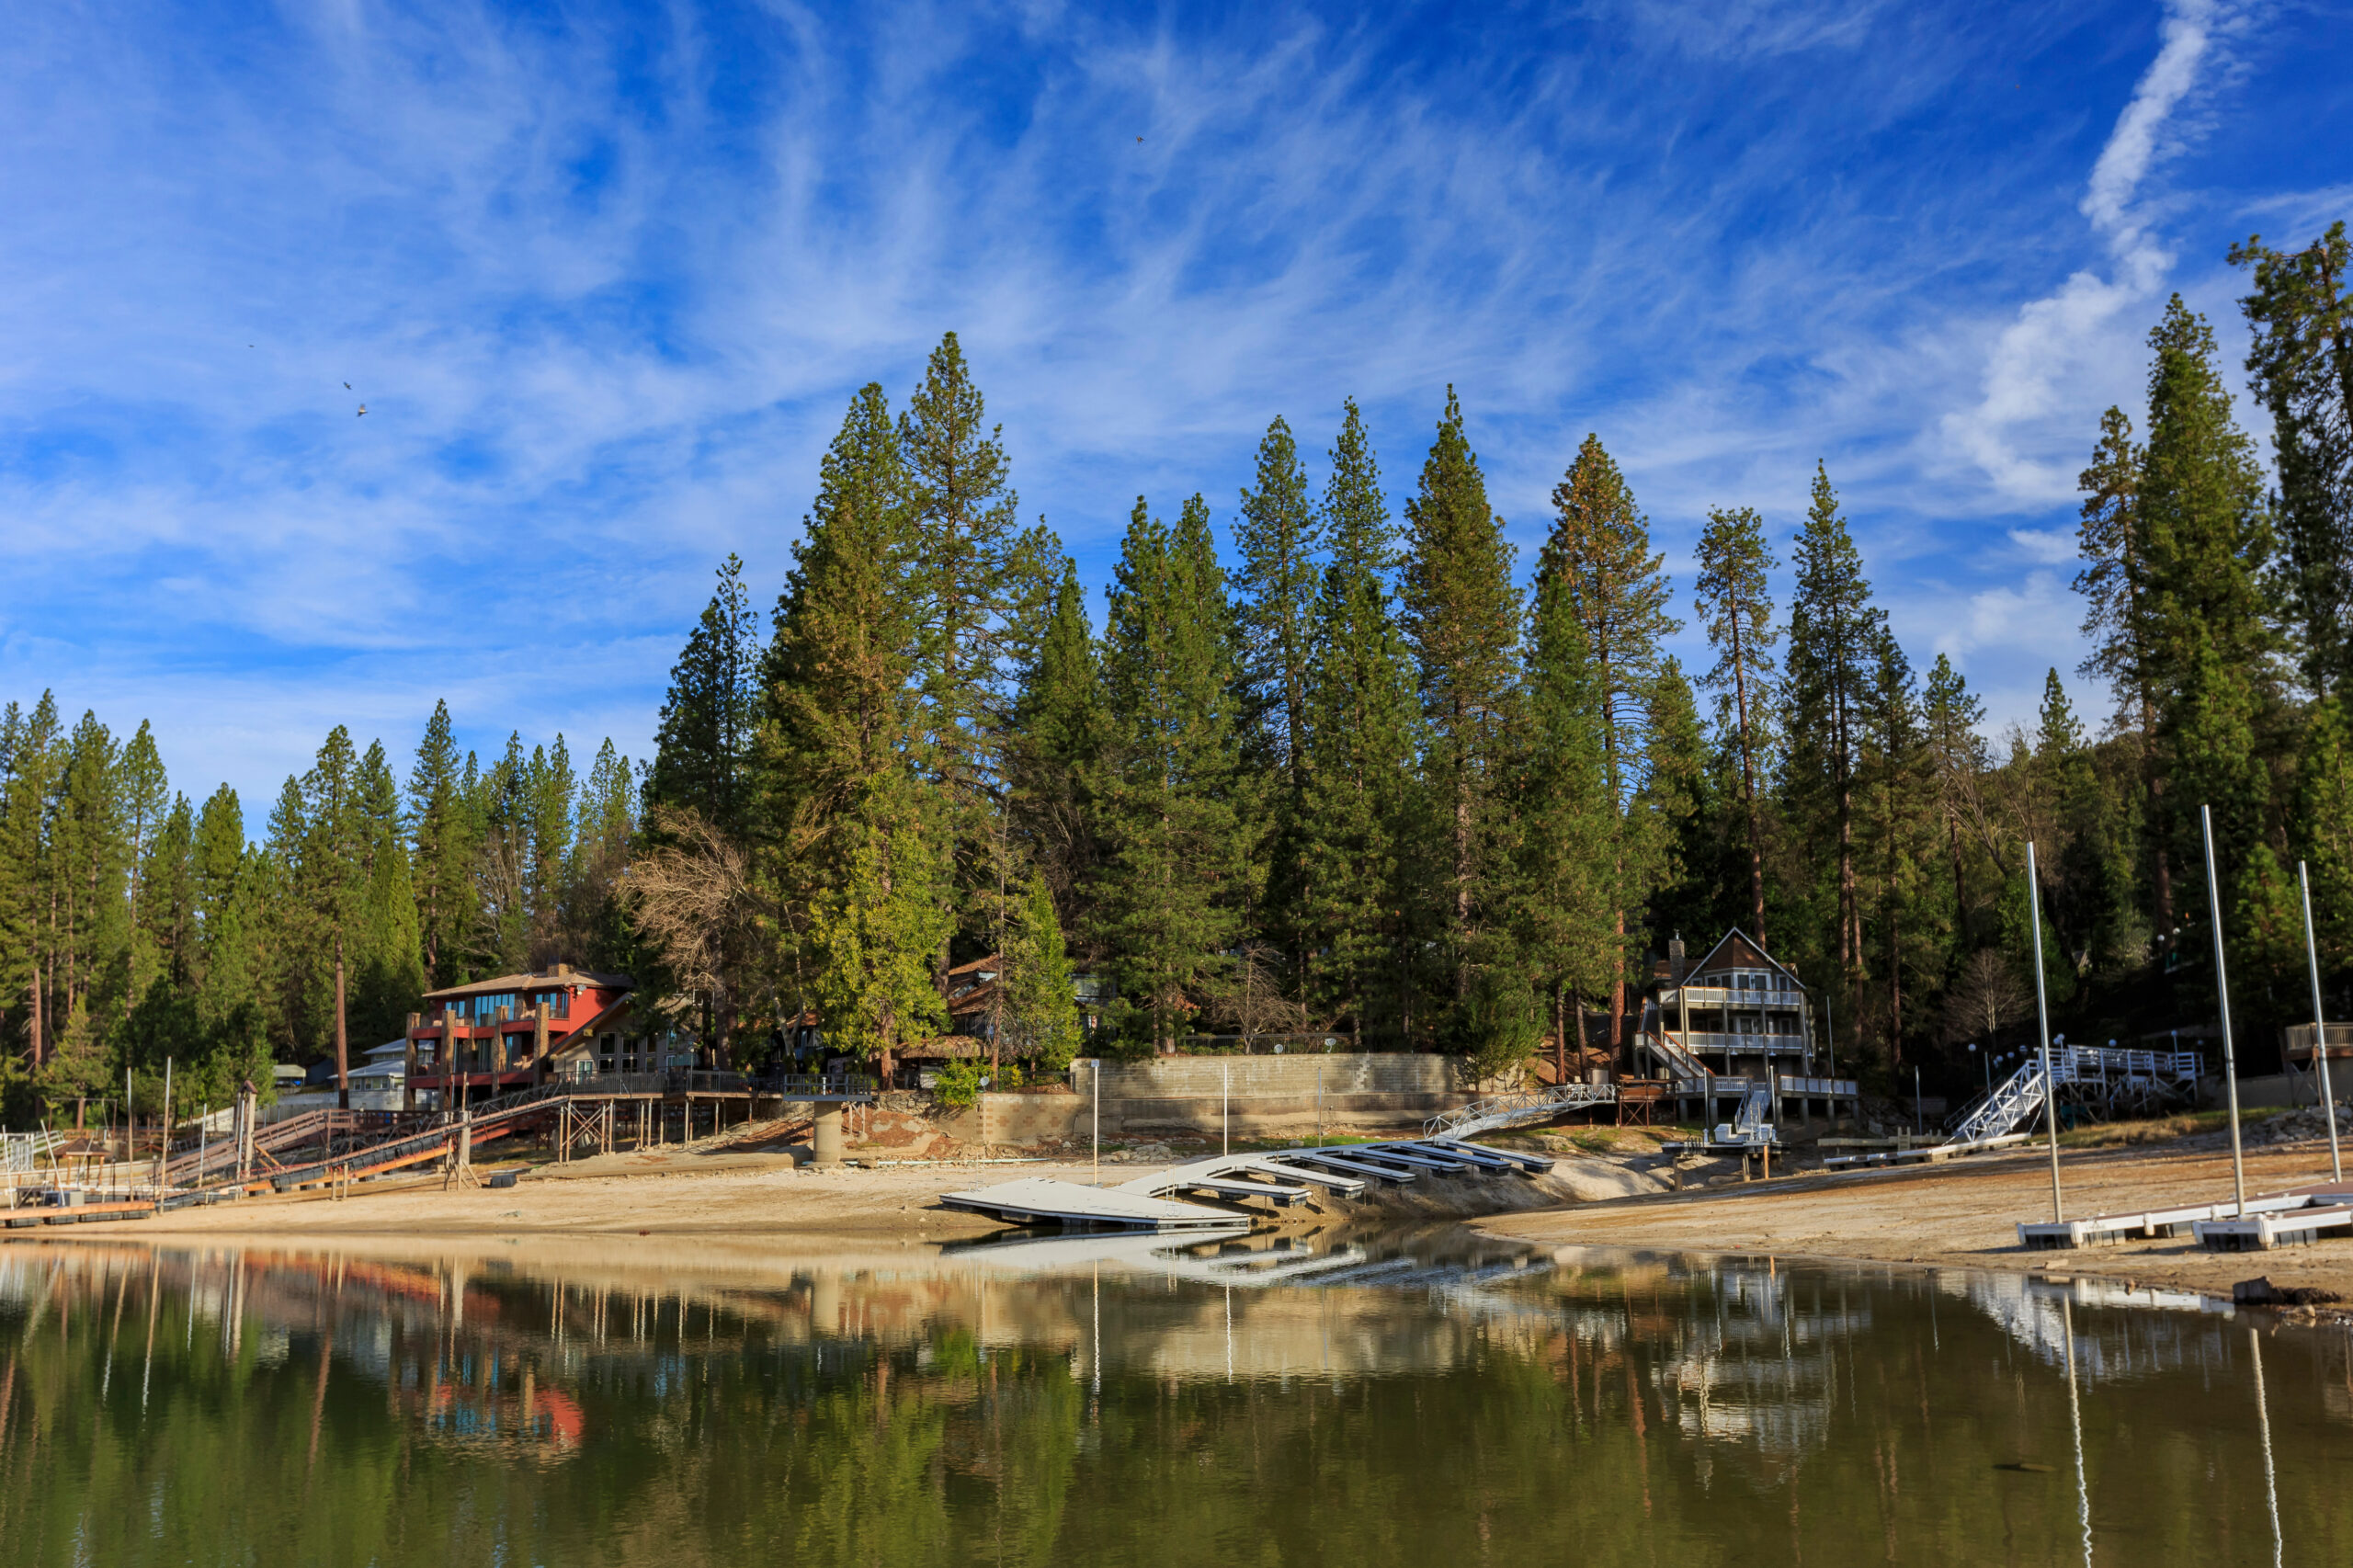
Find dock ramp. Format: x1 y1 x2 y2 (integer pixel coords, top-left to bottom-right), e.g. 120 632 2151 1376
942 1137 1553 1233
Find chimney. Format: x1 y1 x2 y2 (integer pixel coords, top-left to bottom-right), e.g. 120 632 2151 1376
1668 934 1688 985
554 961 571 977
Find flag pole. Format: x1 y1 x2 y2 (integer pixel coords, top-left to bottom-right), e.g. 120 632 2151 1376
2201 804 2247 1216
2297 859 2341 1183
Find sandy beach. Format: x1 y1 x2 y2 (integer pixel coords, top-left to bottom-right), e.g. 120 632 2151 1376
1477 1134 2353 1303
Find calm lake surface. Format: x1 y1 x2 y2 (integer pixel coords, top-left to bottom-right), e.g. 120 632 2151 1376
2 1227 2348 1566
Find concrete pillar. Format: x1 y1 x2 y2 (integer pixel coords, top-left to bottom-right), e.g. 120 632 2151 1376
813 1103 845 1165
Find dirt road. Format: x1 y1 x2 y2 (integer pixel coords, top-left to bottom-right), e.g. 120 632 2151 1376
1478 1135 2353 1301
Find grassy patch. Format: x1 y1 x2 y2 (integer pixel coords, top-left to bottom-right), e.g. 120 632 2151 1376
2059 1106 2290 1149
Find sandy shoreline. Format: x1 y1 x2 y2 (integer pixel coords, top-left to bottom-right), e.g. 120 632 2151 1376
26 1131 2353 1309
1475 1135 2353 1303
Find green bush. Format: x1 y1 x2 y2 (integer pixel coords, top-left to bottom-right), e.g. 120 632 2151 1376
934 1058 983 1108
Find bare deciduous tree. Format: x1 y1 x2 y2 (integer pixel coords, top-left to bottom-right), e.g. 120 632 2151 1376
1941 949 2030 1046
622 806 766 1063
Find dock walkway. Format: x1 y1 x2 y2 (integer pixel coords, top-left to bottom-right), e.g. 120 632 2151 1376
942 1137 1555 1232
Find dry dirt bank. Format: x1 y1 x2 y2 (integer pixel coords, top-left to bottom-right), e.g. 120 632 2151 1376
1477 1134 2353 1302
18 1141 1660 1251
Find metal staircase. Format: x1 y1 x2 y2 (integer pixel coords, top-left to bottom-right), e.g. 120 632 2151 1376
1947 1059 2048 1147
1642 1028 1711 1087
1942 1043 2204 1151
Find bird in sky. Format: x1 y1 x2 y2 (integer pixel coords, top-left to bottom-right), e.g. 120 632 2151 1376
357 404 367 417
344 381 351 389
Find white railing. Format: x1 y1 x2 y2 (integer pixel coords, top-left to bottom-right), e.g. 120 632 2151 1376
1674 1032 1809 1053
1949 1061 2047 1146
3 1131 66 1175
1643 1030 1711 1081
1425 1082 1618 1140
1779 1076 1858 1097
1662 985 1806 1007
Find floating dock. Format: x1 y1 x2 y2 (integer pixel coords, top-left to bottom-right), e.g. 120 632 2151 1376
2019 1182 2353 1252
941 1136 1554 1233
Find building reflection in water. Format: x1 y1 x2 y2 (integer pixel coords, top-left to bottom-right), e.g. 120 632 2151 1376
4 1233 2348 1568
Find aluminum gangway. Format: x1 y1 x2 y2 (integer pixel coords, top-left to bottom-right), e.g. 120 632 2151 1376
1828 1042 2207 1171
1423 1082 1617 1140
3 1131 65 1177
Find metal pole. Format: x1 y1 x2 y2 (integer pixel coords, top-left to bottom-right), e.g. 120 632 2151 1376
2029 840 2063 1223
1091 1059 1100 1187
1914 1065 1922 1136
2297 859 2342 1183
2202 804 2248 1216
1222 1061 1230 1157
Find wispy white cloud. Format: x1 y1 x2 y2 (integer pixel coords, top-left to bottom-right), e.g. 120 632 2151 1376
1941 0 2239 504
0 0 2332 799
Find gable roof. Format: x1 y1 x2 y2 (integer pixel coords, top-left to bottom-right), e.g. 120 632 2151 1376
422 968 634 1003
1684 928 1805 989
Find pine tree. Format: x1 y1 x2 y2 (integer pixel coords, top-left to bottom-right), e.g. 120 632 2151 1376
2171 628 2268 927
1001 870 1080 1071
353 741 424 1047
647 554 759 835
118 722 169 937
2130 299 2278 952
1233 415 1322 985
1542 435 1677 1046
1399 390 1521 1018
467 734 534 980
1922 655 1989 944
0 695 62 1070
1693 504 1778 945
2232 224 2353 698
803 818 950 1068
1296 403 1420 1039
1785 463 1883 1017
1513 575 1616 1062
1091 495 1247 1051
1636 659 1719 950
900 333 1019 903
140 794 197 989
1859 628 1932 1062
2075 404 2173 926
2141 297 2276 700
406 700 475 987
759 381 943 1076
286 727 368 1102
565 738 637 970
1005 558 1101 932
2296 697 2353 962
1233 415 1322 779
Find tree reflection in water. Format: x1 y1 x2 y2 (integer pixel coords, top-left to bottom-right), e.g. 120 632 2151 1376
0 1233 2344 1566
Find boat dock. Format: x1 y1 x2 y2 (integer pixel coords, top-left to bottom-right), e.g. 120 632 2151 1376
2018 1182 2353 1252
942 1126 1557 1233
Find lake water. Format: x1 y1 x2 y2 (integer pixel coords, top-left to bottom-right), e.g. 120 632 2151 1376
2 1227 2347 1566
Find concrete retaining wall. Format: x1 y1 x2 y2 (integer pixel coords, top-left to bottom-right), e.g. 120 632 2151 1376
976 1053 1485 1142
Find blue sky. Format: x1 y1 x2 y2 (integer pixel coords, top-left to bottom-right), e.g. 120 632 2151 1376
4 0 2349 813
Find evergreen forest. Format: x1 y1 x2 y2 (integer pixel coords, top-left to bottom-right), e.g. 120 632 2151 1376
4 223 2349 1122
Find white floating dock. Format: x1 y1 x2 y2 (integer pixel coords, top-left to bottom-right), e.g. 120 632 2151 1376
939 1177 1254 1233
2019 1184 2353 1251
940 1138 1547 1232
